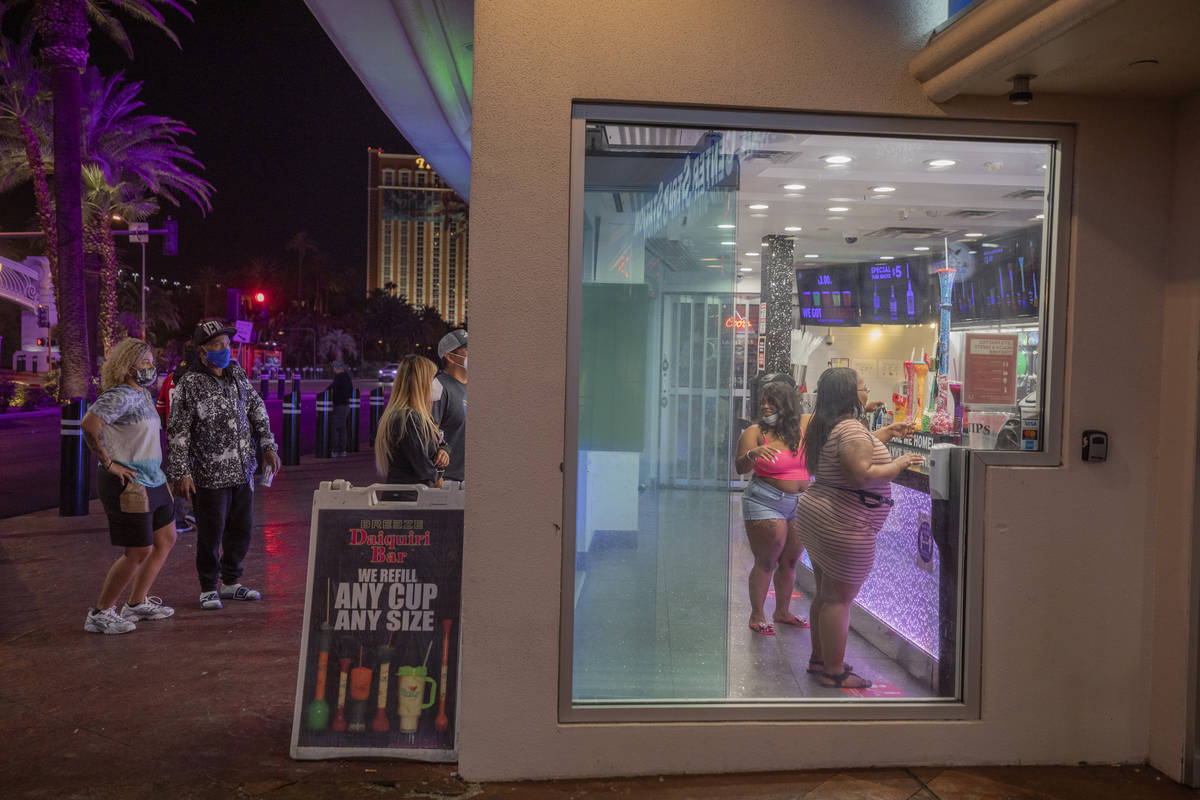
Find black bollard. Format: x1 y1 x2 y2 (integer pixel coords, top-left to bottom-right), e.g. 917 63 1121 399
348 390 361 453
315 387 332 459
369 386 385 445
282 390 301 466
260 375 269 398
59 399 91 516
277 372 286 399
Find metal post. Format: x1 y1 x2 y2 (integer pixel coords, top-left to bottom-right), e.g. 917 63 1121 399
260 374 269 398
282 390 301 466
59 399 90 516
292 371 302 396
348 390 361 453
277 372 286 399
369 386 385 445
315 387 332 459
140 241 147 339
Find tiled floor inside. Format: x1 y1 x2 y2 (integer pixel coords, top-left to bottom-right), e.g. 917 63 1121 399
574 487 941 701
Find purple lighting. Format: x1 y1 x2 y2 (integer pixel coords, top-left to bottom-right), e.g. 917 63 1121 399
802 482 939 657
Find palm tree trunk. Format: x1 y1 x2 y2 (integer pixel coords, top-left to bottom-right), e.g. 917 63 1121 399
17 117 60 310
88 214 120 351
38 0 91 398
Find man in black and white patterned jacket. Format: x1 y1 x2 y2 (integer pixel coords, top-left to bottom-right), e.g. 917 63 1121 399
167 320 282 611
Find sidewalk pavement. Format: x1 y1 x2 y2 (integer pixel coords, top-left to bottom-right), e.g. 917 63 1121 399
1 453 1197 799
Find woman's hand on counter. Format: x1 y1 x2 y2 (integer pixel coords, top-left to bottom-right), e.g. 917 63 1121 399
893 452 924 473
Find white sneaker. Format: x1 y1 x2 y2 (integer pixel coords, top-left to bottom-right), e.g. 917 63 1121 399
218 582 262 601
120 596 175 621
200 590 223 610
84 606 136 635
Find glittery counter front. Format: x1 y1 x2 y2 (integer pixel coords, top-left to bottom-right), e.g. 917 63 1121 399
802 476 940 658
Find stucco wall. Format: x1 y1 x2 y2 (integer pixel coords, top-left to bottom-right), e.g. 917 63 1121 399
463 0 1180 781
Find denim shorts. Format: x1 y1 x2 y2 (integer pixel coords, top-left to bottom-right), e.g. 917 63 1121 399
741 475 802 522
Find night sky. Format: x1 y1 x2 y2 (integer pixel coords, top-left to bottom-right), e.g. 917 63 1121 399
2 1 411 290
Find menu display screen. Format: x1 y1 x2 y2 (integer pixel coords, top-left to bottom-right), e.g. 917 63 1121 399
859 259 930 324
797 265 860 326
952 228 1042 322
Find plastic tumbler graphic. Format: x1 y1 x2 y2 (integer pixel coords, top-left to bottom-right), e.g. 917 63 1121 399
903 361 917 425
396 665 437 735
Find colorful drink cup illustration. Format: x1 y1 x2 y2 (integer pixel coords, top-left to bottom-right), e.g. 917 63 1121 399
396 665 437 735
372 643 395 733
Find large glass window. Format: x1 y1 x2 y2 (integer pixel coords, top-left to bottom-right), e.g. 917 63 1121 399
564 109 1068 719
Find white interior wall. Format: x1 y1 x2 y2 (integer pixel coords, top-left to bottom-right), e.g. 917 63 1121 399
463 0 1181 782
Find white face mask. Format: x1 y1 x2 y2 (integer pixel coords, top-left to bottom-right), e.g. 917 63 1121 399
431 379 444 404
762 413 780 426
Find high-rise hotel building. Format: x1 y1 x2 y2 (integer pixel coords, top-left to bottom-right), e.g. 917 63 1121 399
366 149 468 326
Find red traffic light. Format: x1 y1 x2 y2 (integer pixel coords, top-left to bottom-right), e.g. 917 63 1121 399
254 292 266 303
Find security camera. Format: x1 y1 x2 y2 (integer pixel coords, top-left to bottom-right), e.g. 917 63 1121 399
823 332 835 346
843 231 859 245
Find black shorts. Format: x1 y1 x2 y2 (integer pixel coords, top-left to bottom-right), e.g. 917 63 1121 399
97 468 175 548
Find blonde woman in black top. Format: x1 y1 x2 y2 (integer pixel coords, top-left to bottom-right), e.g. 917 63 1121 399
374 354 450 485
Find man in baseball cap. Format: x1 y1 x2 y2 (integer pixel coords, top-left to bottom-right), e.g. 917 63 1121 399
167 320 281 611
432 329 467 484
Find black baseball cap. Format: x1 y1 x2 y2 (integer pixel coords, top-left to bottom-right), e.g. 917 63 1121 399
192 320 236 347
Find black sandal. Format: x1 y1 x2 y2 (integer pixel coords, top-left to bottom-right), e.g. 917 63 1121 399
819 667 872 689
807 659 852 674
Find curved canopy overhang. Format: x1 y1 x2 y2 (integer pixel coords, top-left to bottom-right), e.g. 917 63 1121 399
305 0 473 200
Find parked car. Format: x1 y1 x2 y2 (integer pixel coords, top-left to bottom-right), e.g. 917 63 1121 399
378 362 399 383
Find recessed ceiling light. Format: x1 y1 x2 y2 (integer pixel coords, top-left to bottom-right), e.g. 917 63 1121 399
826 206 849 213
718 223 735 229
750 213 767 218
869 194 891 200
965 232 984 237
738 267 753 272
721 241 736 246
968 249 978 254
828 197 855 203
699 257 720 262
783 226 802 232
705 263 723 268
783 193 804 198
880 256 895 260
914 246 931 251
1040 164 1047 170
781 183 806 191
925 158 956 168
1034 213 1045 219
822 155 853 165
982 243 999 248
868 185 896 193
748 203 769 210
827 216 845 221
744 252 760 257
804 253 820 259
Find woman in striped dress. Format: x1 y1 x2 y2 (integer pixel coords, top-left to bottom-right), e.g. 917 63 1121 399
793 368 922 688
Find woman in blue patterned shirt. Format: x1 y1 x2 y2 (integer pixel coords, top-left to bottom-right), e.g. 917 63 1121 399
81 338 178 634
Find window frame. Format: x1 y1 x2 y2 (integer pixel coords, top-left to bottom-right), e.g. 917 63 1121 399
560 103 1074 723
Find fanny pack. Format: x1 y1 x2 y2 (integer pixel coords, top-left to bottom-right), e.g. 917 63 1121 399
119 481 150 514
819 482 894 509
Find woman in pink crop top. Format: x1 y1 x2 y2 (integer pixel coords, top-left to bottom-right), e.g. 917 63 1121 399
734 381 811 636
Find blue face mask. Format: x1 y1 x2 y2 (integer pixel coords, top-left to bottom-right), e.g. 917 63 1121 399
205 347 231 369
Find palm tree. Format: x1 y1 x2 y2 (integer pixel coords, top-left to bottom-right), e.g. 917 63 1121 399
286 231 317 307
77 67 211 350
318 329 357 363
0 28 58 308
83 165 159 350
17 0 196 398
